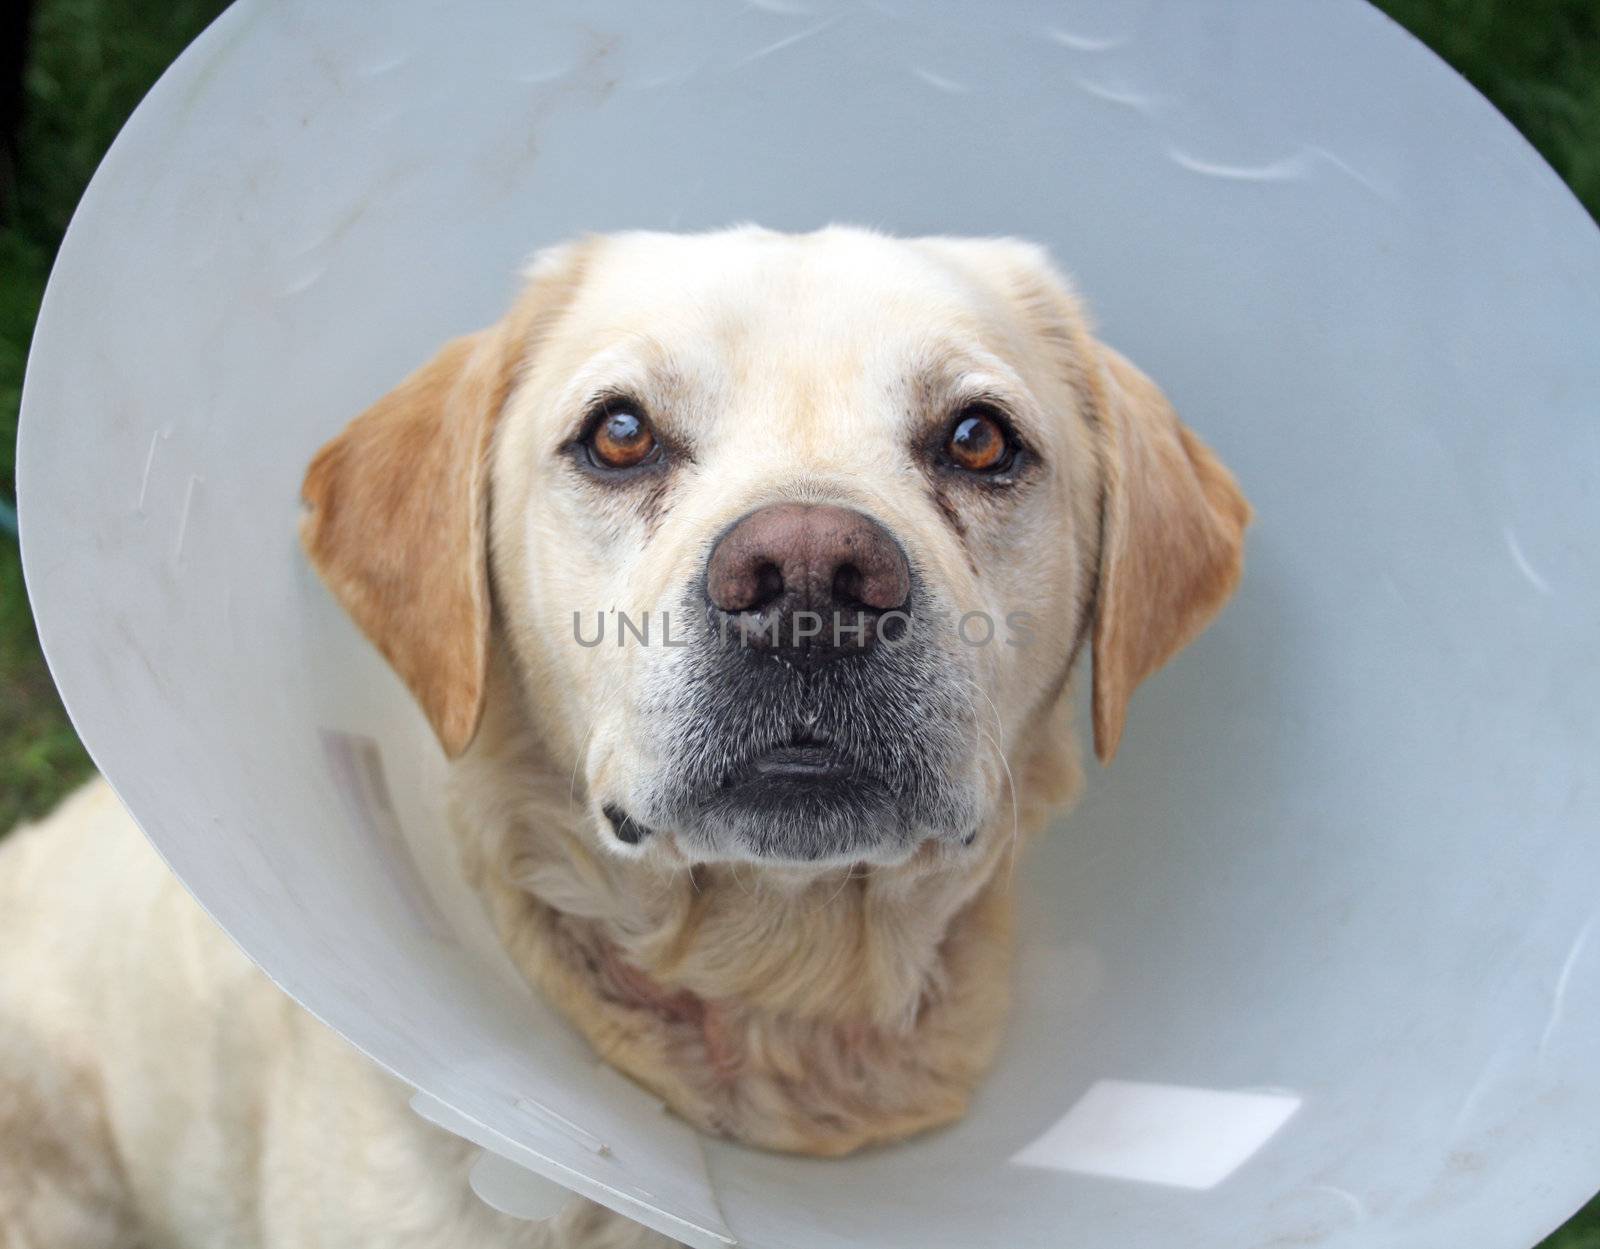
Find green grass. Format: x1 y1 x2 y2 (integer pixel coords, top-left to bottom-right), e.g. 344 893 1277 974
0 1 1597 1242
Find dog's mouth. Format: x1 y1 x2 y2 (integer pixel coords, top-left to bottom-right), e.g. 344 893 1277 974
719 728 858 789
690 723 902 862
608 726 909 863
605 730 879 851
631 584 984 863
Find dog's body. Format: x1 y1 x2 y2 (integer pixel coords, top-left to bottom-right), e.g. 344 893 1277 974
0 780 665 1247
1 227 1248 1247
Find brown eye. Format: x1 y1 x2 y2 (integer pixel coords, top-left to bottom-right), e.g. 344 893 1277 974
944 408 1012 474
586 406 659 470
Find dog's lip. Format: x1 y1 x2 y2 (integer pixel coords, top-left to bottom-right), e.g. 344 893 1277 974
720 729 857 786
748 743 850 780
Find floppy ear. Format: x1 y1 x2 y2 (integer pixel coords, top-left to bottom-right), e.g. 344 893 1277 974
1089 345 1252 764
301 245 591 756
300 324 516 757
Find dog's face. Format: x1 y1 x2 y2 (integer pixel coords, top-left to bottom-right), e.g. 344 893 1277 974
491 229 1103 866
303 227 1249 870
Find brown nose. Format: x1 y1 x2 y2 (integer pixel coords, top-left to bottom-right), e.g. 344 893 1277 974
704 504 911 665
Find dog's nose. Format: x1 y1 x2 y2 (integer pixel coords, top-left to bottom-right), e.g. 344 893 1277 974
705 504 911 665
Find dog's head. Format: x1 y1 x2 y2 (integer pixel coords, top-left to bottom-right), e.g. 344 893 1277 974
303 227 1249 869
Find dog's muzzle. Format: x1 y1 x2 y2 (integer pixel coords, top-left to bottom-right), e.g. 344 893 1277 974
622 504 983 864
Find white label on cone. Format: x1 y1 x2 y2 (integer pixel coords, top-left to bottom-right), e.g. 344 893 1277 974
1012 1079 1301 1189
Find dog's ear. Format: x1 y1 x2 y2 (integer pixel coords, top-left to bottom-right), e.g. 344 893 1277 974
300 330 507 756
1089 345 1252 764
300 245 588 757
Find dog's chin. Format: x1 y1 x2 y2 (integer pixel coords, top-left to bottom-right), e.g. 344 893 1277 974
630 747 984 868
682 773 916 866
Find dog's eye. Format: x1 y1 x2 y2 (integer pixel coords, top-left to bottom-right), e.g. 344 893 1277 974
943 407 1014 474
585 405 660 471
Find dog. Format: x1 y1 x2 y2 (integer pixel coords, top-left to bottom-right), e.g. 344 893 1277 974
0 225 1249 1247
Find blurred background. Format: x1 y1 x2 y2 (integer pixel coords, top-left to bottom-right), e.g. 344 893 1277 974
0 1 1596 1243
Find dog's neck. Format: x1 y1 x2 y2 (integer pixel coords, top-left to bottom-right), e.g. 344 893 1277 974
448 661 1081 1154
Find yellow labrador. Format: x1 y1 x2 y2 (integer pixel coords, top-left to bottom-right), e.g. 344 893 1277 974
0 226 1249 1247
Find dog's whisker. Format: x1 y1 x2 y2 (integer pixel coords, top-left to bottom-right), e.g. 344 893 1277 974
973 684 1020 886
809 862 859 916
567 680 631 813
